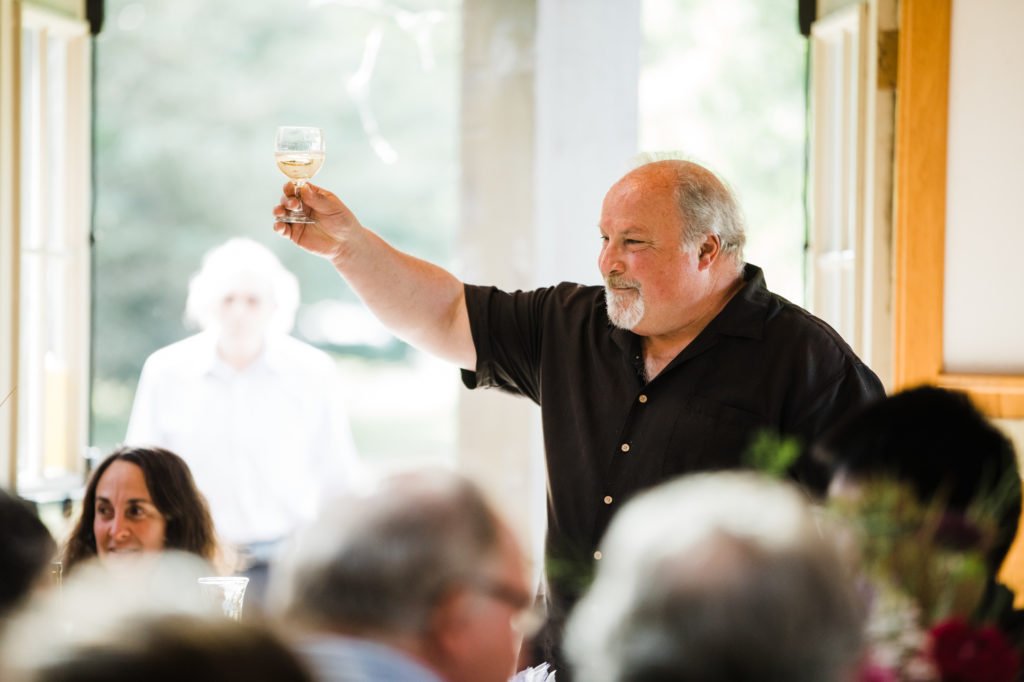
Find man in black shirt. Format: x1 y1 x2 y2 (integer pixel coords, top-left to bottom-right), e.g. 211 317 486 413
272 159 884 675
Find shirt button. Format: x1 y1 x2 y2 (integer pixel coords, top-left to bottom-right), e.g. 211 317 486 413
603 495 613 505
593 551 603 561
620 443 630 453
638 394 648 404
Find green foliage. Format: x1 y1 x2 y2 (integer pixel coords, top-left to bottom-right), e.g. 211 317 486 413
743 430 802 478
830 479 997 624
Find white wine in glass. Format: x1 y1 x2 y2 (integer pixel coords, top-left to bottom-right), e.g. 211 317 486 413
275 126 325 225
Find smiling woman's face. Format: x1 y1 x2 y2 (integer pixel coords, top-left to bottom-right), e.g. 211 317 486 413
93 460 167 561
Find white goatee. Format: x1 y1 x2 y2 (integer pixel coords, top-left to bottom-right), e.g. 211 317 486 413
605 283 644 330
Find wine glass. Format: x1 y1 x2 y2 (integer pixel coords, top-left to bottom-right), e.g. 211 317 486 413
198 576 250 621
275 126 325 224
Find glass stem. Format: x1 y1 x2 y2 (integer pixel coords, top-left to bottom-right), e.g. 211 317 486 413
292 181 306 215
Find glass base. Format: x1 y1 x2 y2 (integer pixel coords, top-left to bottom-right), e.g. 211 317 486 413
275 212 316 225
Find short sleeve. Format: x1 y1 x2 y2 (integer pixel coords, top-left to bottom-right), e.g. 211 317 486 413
461 284 557 405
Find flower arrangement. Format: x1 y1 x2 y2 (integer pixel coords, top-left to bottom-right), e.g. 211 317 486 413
830 479 1021 682
742 431 1022 682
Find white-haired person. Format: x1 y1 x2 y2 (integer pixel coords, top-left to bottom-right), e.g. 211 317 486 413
563 472 864 682
126 238 363 606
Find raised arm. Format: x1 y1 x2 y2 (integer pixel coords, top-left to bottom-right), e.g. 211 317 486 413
272 182 476 370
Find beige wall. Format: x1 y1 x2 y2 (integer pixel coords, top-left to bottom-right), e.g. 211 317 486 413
944 1 1024 449
943 0 1024 374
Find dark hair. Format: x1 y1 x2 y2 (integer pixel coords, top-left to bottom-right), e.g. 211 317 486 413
0 489 56 618
815 385 1022 636
62 447 218 575
815 385 1020 567
32 614 313 682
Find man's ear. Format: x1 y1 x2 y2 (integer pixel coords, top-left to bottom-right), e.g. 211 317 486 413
697 233 721 269
427 588 475 661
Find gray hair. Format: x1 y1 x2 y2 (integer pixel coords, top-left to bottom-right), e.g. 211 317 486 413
271 470 504 635
633 153 747 268
565 472 863 682
184 238 300 335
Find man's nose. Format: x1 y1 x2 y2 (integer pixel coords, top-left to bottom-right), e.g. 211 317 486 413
599 243 623 277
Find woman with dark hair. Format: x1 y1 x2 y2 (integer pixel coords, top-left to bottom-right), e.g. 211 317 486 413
62 446 219 576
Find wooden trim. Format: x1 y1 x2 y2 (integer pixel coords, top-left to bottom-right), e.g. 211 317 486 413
892 0 1024 419
935 375 1024 419
0 0 22 489
892 0 951 389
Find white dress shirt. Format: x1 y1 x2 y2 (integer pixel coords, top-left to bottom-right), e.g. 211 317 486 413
126 331 362 546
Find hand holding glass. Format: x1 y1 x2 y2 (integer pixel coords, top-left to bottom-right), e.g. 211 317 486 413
275 126 324 225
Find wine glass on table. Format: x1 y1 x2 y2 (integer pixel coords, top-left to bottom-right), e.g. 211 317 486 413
274 126 324 224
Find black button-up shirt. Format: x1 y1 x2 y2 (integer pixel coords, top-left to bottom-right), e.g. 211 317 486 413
462 264 883 601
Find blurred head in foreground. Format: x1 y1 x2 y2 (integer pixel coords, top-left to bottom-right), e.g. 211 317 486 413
564 472 863 682
0 490 56 620
15 614 311 682
62 447 218 576
272 469 533 682
2 551 307 681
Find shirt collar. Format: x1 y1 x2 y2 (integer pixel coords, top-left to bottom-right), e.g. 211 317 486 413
706 262 772 341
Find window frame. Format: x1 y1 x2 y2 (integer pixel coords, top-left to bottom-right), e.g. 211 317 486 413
9 2 92 497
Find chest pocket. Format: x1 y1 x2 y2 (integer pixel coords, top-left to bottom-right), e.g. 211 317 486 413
658 398 764 478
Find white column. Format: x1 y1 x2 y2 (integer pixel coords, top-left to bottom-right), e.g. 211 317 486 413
534 0 640 287
458 0 639 575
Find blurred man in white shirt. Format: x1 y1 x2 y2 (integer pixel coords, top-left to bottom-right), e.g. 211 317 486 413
126 238 363 594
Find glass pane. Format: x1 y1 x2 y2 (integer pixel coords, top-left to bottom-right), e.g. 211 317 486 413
18 254 46 486
46 35 70 251
15 16 90 493
92 0 460 472
20 27 43 251
18 254 78 485
640 0 807 304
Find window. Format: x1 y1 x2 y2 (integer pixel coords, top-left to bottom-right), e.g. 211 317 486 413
16 4 92 495
641 0 808 305
91 0 460 472
807 1 895 383
807 5 867 353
